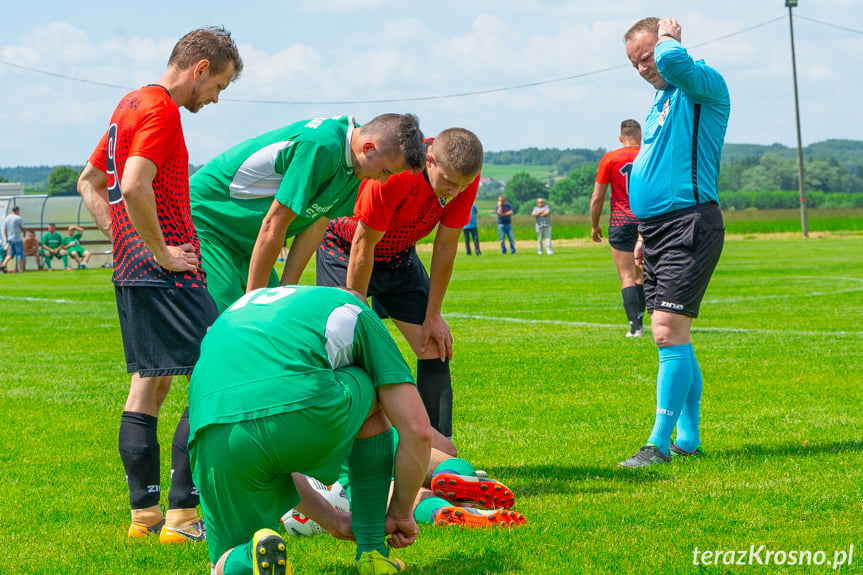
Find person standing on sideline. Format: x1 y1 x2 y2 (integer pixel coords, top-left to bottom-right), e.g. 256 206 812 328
463 202 481 255
317 128 483 439
2 206 25 273
618 17 729 468
591 119 645 336
189 114 424 312
531 197 552 255
77 26 243 541
496 195 516 254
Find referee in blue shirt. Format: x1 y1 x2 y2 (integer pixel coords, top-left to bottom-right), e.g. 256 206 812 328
619 17 730 468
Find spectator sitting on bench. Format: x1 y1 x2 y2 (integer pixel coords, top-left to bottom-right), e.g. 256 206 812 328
40 223 69 270
63 225 91 269
23 230 43 271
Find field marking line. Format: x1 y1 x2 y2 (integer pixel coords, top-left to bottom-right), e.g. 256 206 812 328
446 313 863 338
0 295 111 305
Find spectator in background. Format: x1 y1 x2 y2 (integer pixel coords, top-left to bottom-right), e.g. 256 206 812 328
62 225 92 269
463 203 481 256
496 195 516 254
23 230 42 271
2 205 25 273
40 223 69 270
531 197 552 255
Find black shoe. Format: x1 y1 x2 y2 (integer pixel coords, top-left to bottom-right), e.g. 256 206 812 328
618 445 671 468
670 441 704 458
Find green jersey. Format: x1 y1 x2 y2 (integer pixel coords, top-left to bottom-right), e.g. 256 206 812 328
188 285 415 441
41 232 63 250
189 116 361 257
61 232 82 248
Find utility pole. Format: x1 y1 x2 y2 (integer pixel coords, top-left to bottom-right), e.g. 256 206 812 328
786 0 808 236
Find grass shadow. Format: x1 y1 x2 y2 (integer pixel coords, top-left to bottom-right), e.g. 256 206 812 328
486 463 670 498
719 439 863 459
319 548 521 574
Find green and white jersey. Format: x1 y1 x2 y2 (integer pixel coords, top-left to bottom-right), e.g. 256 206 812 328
41 232 63 249
61 232 82 248
188 285 415 441
190 116 361 257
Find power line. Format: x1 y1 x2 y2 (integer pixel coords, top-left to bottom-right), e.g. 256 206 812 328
0 13 848 106
795 14 863 36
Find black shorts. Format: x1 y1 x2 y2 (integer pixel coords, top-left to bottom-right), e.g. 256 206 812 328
608 223 639 252
639 202 724 318
316 245 429 325
115 285 218 377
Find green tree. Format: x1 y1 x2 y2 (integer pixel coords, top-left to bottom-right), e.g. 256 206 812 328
0 174 8 183
549 163 597 206
505 172 547 205
48 166 80 196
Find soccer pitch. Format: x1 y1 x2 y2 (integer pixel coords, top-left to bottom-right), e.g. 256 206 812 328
1 234 861 574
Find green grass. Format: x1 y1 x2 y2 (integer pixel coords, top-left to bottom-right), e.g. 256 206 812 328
480 164 556 183
1 233 862 574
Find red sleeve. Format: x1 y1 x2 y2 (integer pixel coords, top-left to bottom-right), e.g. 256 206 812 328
440 174 480 228
355 173 411 233
596 152 613 185
89 131 110 172
128 98 181 169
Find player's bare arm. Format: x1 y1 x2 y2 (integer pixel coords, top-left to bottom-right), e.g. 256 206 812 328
77 162 112 238
590 181 609 243
421 224 459 361
121 156 197 273
292 472 354 542
347 221 386 298
377 382 432 548
280 217 329 286
248 199 297 292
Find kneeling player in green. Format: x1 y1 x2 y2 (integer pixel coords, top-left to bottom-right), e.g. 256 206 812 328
188 285 432 575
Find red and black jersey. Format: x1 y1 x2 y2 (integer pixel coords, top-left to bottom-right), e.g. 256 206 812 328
596 146 640 227
90 85 205 288
326 140 479 267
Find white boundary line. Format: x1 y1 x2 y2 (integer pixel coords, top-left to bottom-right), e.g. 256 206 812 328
0 295 109 305
445 313 863 338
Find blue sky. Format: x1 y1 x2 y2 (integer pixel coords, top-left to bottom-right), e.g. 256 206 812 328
1 0 860 167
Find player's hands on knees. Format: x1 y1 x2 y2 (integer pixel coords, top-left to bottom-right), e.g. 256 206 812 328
385 512 419 548
157 243 199 273
421 313 453 362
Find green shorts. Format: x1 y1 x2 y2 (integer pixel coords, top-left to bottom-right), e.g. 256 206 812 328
199 234 279 313
65 246 86 257
41 248 64 260
190 365 376 564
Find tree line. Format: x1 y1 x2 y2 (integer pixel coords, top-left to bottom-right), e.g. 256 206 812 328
482 139 863 214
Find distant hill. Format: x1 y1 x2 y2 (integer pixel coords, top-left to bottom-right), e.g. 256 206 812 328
4 139 863 189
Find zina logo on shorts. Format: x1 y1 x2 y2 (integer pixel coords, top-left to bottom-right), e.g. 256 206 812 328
660 301 684 311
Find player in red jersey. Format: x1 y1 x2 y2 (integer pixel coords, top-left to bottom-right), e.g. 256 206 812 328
317 128 483 439
591 119 646 337
76 26 242 544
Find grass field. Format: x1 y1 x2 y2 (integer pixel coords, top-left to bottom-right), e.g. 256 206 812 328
1 232 862 574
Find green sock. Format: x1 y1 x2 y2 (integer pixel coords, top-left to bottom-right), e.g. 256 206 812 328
433 457 476 477
348 428 394 557
413 496 450 524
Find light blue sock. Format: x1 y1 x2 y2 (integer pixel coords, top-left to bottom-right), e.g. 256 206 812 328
647 344 693 455
674 344 703 452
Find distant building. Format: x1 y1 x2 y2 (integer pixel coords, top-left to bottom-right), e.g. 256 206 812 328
0 182 25 196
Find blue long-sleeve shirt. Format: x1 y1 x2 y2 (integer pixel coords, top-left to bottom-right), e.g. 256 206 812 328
629 39 730 220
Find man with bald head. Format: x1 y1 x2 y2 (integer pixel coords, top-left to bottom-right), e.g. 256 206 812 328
619 17 730 469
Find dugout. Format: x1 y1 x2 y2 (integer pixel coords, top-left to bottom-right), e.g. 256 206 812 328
1 194 113 268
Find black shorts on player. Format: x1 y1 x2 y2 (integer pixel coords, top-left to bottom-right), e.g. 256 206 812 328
115 285 218 376
639 202 724 318
608 222 639 252
316 244 429 325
